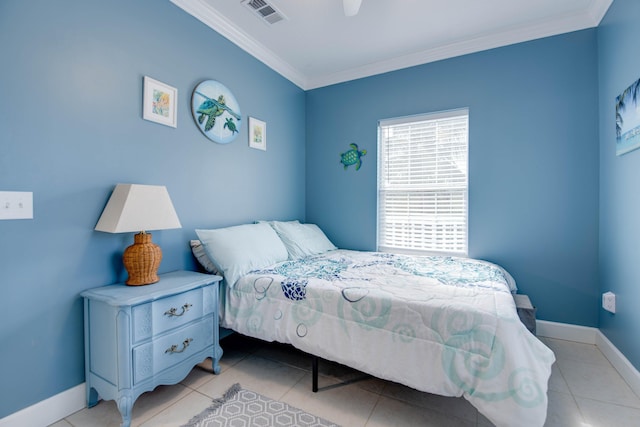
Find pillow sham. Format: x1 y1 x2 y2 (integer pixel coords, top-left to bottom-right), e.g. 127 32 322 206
195 222 288 287
256 219 300 228
270 221 337 259
189 239 218 274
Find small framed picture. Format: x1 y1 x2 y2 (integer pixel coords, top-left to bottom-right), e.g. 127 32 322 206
143 76 177 128
249 117 266 151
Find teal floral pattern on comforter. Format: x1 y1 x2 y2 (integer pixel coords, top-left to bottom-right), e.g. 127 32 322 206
255 252 516 293
221 250 554 427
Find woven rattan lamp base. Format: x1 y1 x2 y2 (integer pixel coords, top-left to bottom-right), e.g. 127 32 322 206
123 232 162 286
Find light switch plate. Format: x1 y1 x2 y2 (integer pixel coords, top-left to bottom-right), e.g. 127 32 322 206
0 191 33 220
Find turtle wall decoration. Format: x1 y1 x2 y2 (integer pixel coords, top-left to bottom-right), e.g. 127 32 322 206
191 79 241 144
340 143 367 171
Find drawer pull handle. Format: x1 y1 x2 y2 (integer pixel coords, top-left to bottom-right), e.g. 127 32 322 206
164 303 192 317
165 338 193 354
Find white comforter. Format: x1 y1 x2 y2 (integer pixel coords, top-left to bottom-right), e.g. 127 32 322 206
221 250 555 427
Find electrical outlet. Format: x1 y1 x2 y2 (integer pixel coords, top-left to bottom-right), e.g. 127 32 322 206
0 191 33 220
602 291 616 314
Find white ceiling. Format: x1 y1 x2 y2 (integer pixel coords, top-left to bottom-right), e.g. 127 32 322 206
171 0 612 90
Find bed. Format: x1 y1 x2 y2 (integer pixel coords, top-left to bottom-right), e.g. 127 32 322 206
192 221 555 427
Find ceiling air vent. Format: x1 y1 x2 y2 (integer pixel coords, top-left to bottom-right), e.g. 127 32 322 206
241 0 287 25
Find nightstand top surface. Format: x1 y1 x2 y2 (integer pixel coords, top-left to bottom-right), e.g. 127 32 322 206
81 270 221 306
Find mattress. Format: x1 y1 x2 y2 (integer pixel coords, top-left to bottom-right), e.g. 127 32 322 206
220 249 555 427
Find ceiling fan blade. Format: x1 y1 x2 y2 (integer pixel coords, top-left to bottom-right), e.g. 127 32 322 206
343 0 362 16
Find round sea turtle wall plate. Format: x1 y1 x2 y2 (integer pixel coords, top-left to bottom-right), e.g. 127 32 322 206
191 80 241 144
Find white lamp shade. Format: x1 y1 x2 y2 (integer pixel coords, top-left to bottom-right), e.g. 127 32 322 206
95 184 182 233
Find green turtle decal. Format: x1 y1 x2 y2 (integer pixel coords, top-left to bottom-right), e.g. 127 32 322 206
197 94 227 132
340 143 367 170
224 117 238 134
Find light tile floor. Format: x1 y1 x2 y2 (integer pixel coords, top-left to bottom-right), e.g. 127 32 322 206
50 334 640 427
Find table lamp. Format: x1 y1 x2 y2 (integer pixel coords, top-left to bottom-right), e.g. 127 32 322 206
95 184 182 285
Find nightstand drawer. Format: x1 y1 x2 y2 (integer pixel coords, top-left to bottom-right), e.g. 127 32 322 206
133 315 214 384
132 287 210 343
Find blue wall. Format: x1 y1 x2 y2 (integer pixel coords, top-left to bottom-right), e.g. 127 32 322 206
5 0 639 419
306 30 600 328
598 0 640 372
0 0 305 418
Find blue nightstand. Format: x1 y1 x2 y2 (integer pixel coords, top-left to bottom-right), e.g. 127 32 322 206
81 270 222 427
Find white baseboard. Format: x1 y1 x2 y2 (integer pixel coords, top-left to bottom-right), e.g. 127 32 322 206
0 383 85 427
596 330 640 398
536 319 598 344
537 320 640 398
3 321 640 425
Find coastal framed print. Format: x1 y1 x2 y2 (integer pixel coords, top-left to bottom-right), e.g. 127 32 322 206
142 76 177 128
249 117 266 151
616 77 640 156
191 80 242 144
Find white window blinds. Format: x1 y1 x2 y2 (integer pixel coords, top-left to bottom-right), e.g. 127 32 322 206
377 109 469 255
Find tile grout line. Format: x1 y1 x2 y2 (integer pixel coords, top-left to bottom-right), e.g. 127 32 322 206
362 392 383 427
554 361 588 425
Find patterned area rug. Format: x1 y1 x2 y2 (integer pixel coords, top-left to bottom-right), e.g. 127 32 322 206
182 383 340 427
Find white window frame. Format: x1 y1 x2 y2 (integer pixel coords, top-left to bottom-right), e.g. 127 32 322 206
377 108 469 256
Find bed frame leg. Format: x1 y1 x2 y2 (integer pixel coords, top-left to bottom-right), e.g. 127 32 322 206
312 356 318 392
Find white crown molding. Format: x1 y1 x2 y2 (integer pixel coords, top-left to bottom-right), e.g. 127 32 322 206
306 2 612 89
172 0 612 91
170 0 308 89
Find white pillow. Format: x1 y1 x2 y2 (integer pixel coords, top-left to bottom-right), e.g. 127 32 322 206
270 222 336 259
190 240 218 274
256 219 300 227
196 223 288 287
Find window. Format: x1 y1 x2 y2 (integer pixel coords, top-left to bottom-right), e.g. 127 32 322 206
377 108 468 255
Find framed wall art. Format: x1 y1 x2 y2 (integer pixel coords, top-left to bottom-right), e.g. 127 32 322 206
616 77 640 156
191 80 242 144
142 76 177 128
249 117 266 151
